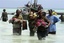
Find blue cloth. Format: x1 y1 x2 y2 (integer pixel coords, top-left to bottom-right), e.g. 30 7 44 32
47 15 59 32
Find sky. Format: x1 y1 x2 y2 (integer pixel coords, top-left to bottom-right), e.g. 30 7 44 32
0 0 64 9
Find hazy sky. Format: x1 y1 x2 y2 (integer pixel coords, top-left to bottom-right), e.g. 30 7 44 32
0 0 64 9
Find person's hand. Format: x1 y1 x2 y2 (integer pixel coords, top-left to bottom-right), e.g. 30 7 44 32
45 25 49 28
15 19 19 22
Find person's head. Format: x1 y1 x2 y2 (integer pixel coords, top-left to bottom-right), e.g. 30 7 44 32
38 10 42 16
37 10 43 19
48 9 53 16
42 12 46 17
16 9 20 16
61 14 63 17
38 5 43 10
20 9 22 13
3 9 6 12
29 11 34 19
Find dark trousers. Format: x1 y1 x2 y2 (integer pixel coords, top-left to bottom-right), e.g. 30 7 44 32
30 30 35 36
37 30 47 40
29 24 35 36
29 26 35 36
46 27 49 36
37 26 47 40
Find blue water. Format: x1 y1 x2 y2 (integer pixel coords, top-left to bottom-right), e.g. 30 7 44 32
0 8 64 13
0 8 17 13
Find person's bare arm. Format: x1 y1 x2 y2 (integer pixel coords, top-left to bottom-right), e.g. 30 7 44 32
44 17 51 26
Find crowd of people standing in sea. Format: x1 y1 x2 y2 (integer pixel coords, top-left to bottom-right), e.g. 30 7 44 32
0 5 59 40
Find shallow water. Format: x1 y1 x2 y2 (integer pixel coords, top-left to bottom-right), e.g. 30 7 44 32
0 9 64 43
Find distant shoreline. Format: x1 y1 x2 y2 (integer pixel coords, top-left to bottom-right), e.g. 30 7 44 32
0 7 64 10
0 8 64 13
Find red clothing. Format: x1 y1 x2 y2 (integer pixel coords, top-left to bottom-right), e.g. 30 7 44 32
36 19 47 27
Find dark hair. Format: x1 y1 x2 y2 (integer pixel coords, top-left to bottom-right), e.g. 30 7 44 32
16 9 19 13
3 9 6 12
15 9 20 17
38 5 43 11
48 9 53 12
42 12 46 16
48 9 53 15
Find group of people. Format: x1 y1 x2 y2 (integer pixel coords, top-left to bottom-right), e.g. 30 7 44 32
1 8 59 40
28 8 59 40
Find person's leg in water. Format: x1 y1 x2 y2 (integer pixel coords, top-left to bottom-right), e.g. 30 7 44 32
37 30 42 40
46 27 49 36
13 28 19 35
30 30 35 36
41 30 47 40
13 28 16 35
18 28 21 35
37 26 43 40
29 24 35 36
37 26 47 40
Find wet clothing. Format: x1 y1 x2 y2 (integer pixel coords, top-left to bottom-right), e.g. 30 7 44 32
23 21 27 30
29 19 35 36
28 13 36 36
47 15 59 34
36 19 47 27
9 15 23 35
36 16 50 40
2 12 8 22
37 26 47 40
